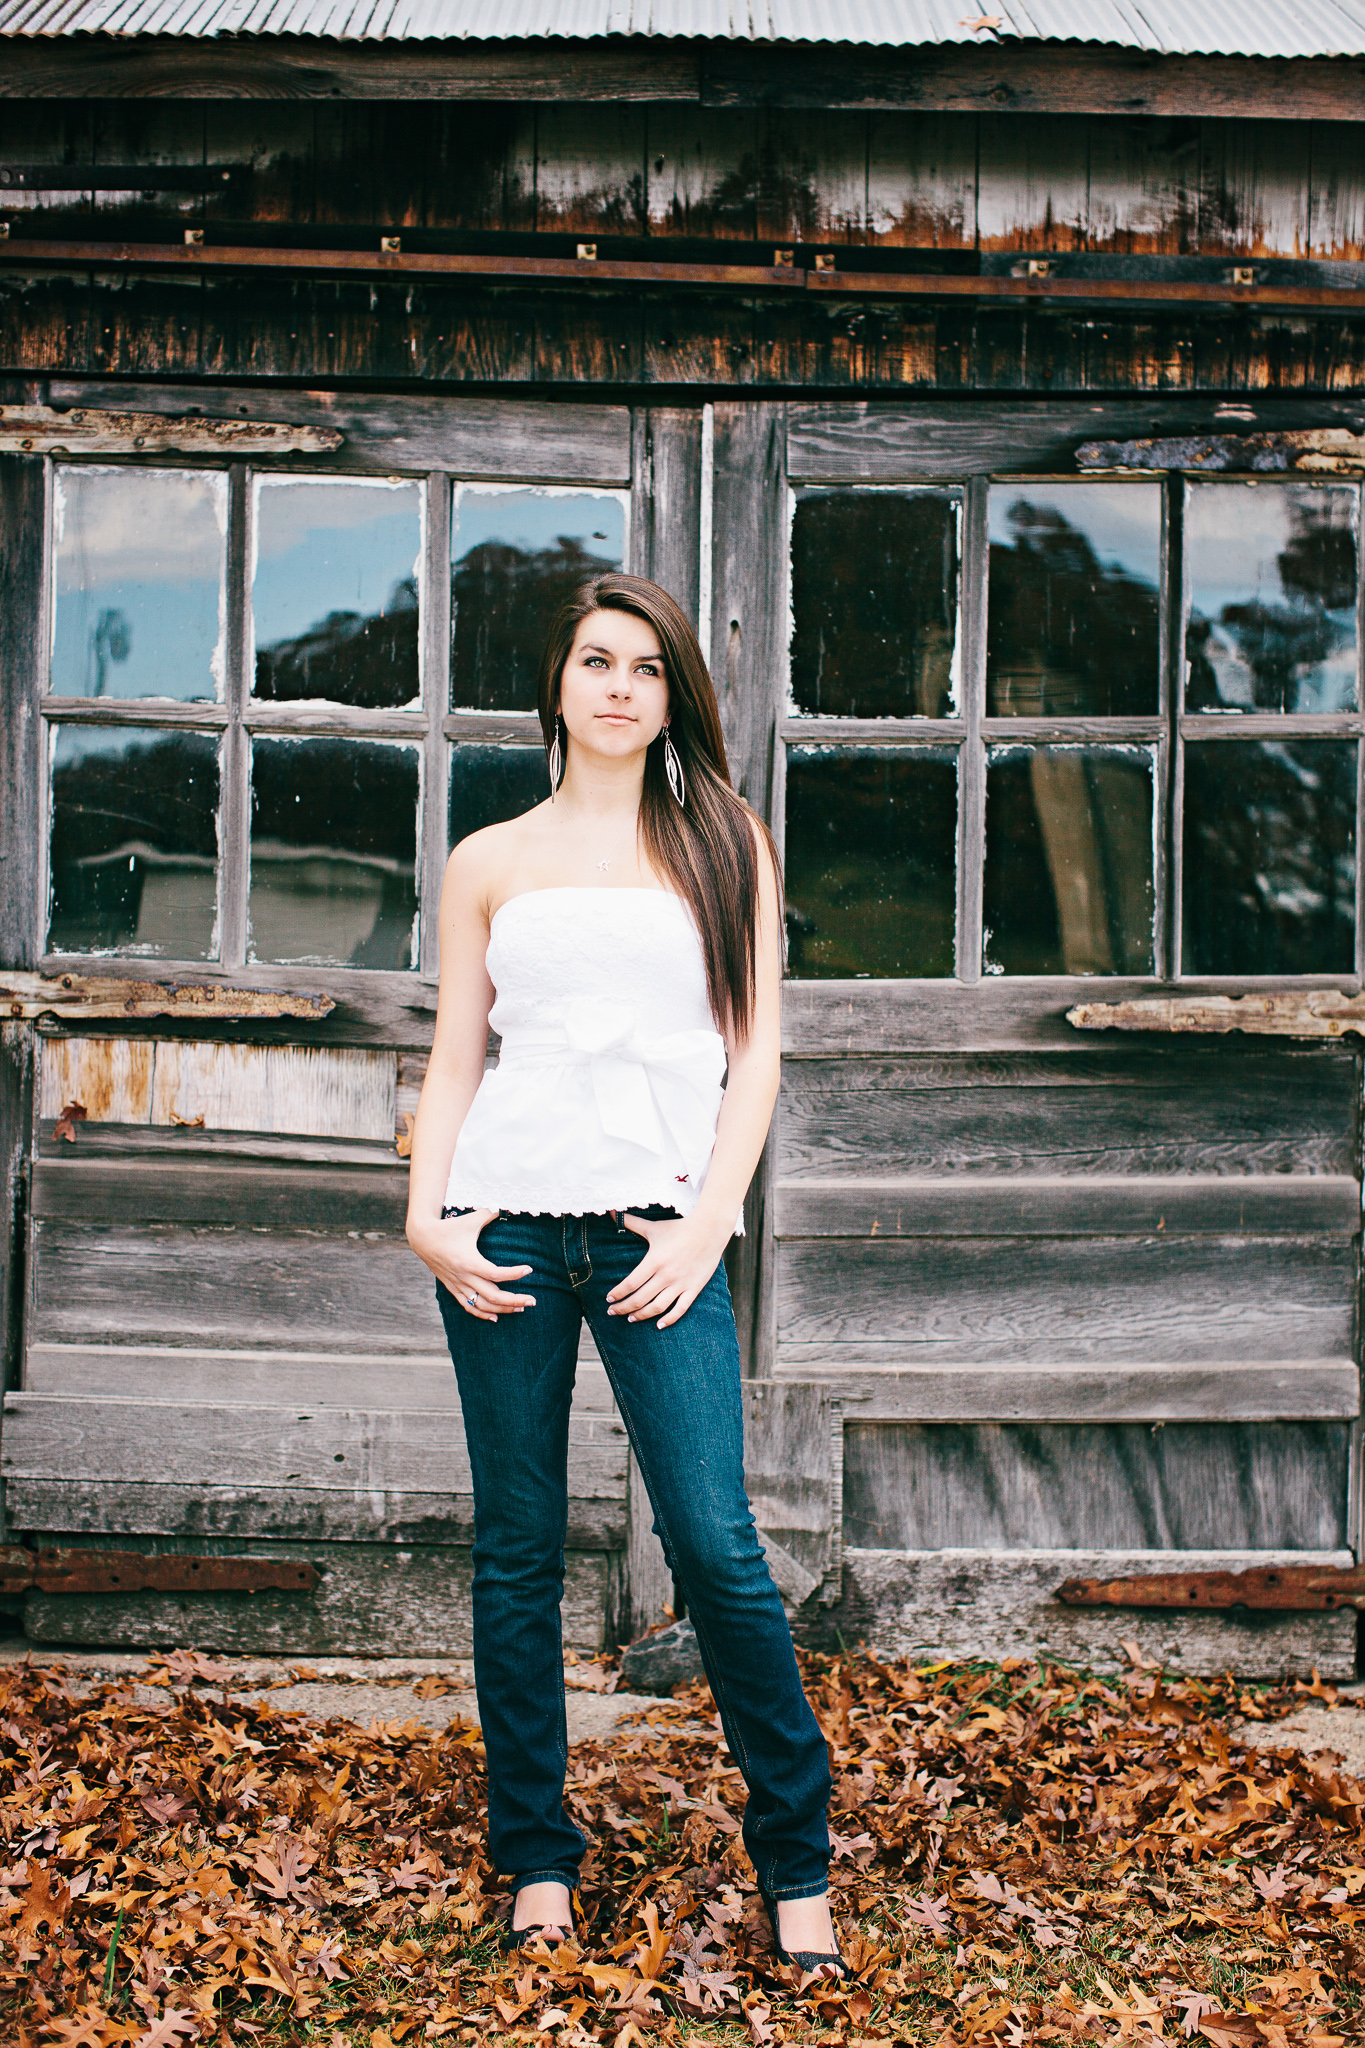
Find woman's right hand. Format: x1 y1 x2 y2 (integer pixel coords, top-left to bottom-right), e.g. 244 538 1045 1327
406 1208 537 1324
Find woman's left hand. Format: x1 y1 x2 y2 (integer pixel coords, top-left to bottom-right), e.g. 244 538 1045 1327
606 1210 732 1328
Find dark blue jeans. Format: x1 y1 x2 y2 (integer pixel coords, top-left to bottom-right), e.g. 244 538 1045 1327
436 1206 832 1902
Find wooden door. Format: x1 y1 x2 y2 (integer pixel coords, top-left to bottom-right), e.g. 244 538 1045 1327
716 398 1363 1679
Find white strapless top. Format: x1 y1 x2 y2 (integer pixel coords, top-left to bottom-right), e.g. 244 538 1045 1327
443 888 736 1227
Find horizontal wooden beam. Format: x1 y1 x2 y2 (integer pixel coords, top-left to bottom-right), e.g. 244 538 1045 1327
1070 991 1365 1039
1058 1561 1365 1612
0 402 340 455
0 38 1362 123
4 972 334 1023
774 1174 1362 1238
770 1359 1361 1422
1079 429 1365 475
0 1543 317 1593
33 1156 408 1229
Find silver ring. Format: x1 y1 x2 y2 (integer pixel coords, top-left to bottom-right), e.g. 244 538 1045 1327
467 1293 477 1307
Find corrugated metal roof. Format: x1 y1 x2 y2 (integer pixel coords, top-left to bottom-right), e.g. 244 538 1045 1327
3 0 1365 54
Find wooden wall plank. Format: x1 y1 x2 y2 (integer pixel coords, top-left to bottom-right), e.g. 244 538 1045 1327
312 104 426 231
803 1548 1357 1679
775 1236 1354 1364
422 104 530 233
774 1175 1361 1239
977 114 1088 252
21 1536 610 1655
534 104 647 236
1199 119 1311 257
778 1050 1358 1179
777 1359 1360 1422
0 1025 34 1457
1086 118 1199 254
1309 122 1365 261
90 101 205 235
2 1391 628 1498
630 407 702 625
0 269 90 372
866 113 977 248
36 1039 398 1141
43 380 633 482
744 1380 838 1591
756 111 868 246
0 449 46 970
37 1040 154 1126
644 107 759 241
0 102 92 236
842 1419 1349 1550
90 268 201 377
203 104 316 225
32 1158 408 1230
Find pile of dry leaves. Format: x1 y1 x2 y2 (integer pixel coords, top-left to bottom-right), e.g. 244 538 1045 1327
2 1646 1364 2048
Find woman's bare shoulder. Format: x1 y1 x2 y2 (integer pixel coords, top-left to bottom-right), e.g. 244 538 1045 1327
441 804 554 913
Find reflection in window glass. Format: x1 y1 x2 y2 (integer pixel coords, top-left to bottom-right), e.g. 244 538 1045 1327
450 745 548 847
451 487 627 712
249 738 419 969
789 489 961 718
984 748 1154 976
785 747 957 978
50 467 225 703
1183 740 1355 973
48 725 219 958
987 484 1161 717
1186 482 1358 713
253 478 421 708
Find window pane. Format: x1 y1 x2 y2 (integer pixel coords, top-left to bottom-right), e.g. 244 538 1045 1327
451 487 627 712
51 467 225 703
48 725 219 958
789 488 960 718
784 747 957 978
984 748 1155 975
250 738 419 969
987 484 1161 716
1183 740 1356 973
1185 482 1359 713
253 478 422 709
450 744 547 847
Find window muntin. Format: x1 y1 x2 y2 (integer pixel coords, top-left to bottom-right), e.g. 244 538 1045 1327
450 485 628 713
252 476 423 710
789 487 961 719
986 483 1161 718
983 746 1156 977
1185 480 1359 714
50 466 226 704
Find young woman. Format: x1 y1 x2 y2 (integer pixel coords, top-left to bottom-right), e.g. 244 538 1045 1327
404 573 843 1977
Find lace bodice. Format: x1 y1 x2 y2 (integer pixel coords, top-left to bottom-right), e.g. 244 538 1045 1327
443 888 734 1225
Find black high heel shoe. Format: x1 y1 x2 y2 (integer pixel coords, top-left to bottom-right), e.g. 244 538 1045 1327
758 1886 849 1981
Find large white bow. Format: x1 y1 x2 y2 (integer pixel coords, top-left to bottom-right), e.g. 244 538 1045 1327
559 995 726 1166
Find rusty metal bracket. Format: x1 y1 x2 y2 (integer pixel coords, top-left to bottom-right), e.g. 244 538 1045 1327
1 973 335 1024
0 403 342 456
0 1546 319 1595
1058 1564 1365 1612
1068 991 1365 1040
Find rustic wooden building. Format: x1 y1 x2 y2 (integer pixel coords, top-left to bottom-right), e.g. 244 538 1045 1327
2 2 1365 1675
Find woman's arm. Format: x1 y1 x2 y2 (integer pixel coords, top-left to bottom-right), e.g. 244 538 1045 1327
404 839 536 1321
607 820 783 1328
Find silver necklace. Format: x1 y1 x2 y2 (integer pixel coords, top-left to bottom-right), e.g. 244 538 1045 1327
568 812 638 874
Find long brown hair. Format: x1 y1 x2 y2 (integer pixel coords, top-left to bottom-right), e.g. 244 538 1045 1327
537 573 779 1042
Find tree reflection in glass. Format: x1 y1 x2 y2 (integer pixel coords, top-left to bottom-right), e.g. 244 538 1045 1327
451 488 627 712
449 745 548 847
986 484 1161 717
50 467 226 703
249 737 419 969
784 747 957 978
984 748 1155 976
789 489 961 718
253 478 422 709
1185 482 1359 713
1183 740 1355 973
48 725 220 958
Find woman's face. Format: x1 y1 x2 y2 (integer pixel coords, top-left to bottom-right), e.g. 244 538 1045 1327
557 608 670 767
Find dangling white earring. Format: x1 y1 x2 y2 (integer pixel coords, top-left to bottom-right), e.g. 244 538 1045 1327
663 722 686 808
548 715 563 797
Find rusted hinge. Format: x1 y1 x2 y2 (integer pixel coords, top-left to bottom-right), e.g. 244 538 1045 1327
1068 991 1365 1040
1 973 334 1023
0 1547 319 1596
1077 429 1365 475
0 404 342 457
1058 1565 1365 1613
